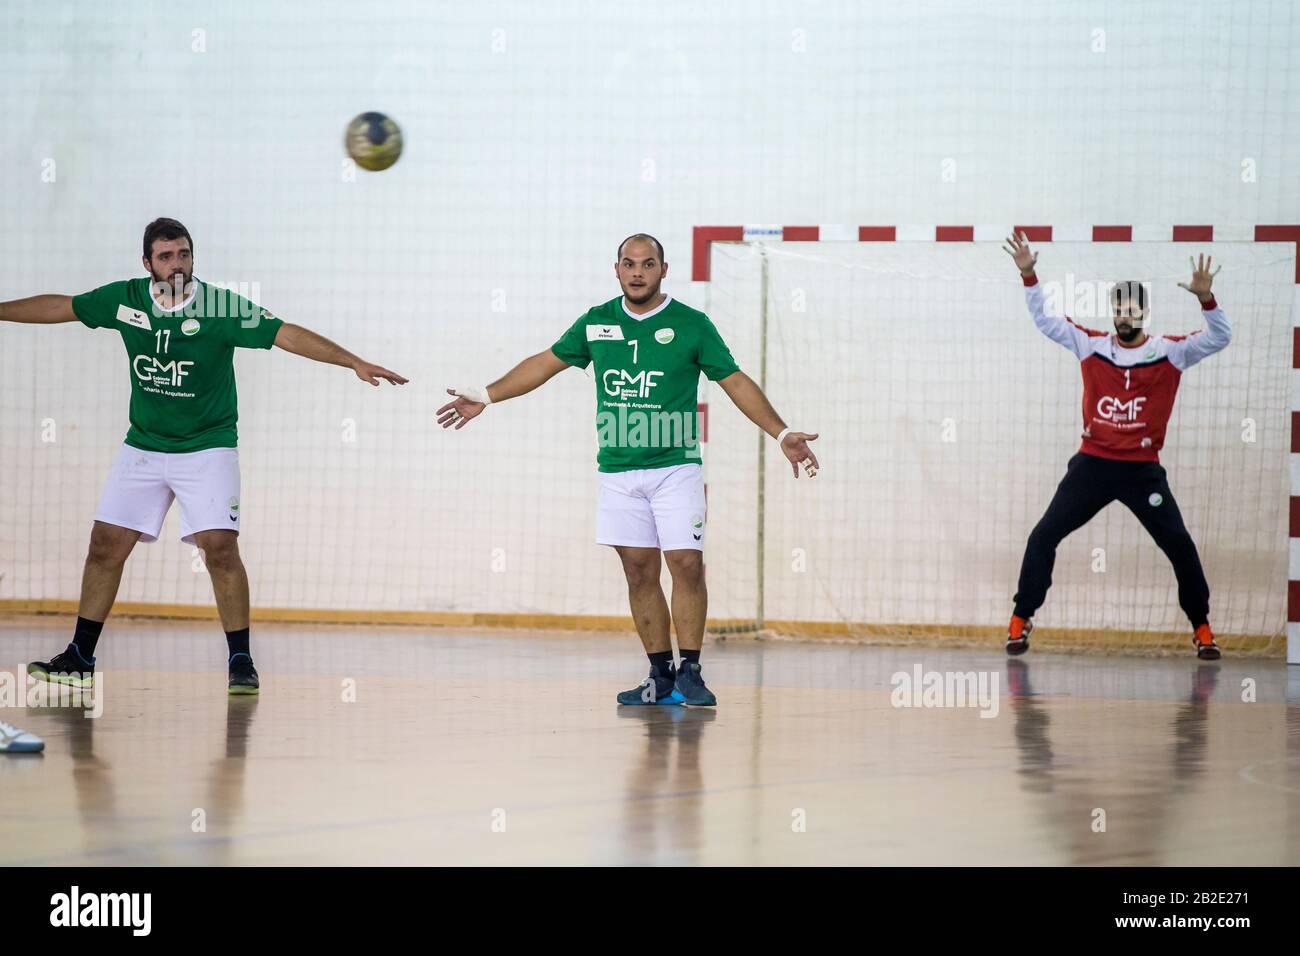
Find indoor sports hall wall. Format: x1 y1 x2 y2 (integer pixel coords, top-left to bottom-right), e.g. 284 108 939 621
2 1 1299 639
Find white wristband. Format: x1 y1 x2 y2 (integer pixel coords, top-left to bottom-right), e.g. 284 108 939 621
457 385 492 405
775 427 792 446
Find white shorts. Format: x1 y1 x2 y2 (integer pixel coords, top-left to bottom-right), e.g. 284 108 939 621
95 444 241 544
596 463 706 552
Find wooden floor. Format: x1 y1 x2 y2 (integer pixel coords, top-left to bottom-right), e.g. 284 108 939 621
1 615 1297 866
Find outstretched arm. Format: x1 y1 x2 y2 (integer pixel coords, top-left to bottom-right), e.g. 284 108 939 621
273 322 408 386
0 295 77 324
437 349 570 429
1003 232 1091 359
1169 253 1230 371
716 370 819 478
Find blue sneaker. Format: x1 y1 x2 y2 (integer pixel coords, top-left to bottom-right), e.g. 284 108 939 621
0 720 44 754
673 661 717 706
616 665 683 705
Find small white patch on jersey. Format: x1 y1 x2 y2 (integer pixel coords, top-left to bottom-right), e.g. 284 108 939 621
586 325 625 341
116 304 152 330
655 328 675 345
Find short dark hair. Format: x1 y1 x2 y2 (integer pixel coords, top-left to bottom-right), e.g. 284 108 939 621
618 233 665 262
143 218 193 260
1111 280 1147 312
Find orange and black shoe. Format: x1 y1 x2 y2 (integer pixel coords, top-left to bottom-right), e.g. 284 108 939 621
1006 615 1032 656
1193 624 1221 661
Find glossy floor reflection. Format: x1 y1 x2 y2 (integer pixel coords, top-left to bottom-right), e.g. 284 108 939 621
1 616 1297 865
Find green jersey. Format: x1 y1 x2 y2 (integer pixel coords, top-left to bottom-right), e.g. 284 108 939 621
551 295 740 472
71 278 283 453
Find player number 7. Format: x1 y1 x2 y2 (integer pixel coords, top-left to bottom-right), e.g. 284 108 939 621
628 339 637 364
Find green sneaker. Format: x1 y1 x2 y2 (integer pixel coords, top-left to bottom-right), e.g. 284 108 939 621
228 654 260 695
28 644 95 689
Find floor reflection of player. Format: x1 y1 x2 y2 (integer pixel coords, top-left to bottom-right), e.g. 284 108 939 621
198 696 259 865
1006 659 1215 864
26 683 258 864
616 707 715 864
43 703 118 860
1005 660 1054 796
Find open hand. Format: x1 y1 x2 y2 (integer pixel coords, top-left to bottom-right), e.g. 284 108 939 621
354 362 408 386
781 431 820 478
1177 253 1220 303
436 388 486 429
1002 232 1038 276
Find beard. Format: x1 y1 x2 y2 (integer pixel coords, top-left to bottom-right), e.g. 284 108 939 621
150 268 192 295
623 282 660 305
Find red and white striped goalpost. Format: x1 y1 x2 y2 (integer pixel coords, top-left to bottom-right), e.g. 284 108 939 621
691 223 1300 662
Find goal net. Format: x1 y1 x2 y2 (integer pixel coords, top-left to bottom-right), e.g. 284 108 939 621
700 231 1296 654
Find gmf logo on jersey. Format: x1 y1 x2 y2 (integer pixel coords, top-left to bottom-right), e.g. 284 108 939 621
603 368 663 399
133 355 194 386
1096 395 1146 422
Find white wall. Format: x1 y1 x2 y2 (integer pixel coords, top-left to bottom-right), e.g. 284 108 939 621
1 0 1297 629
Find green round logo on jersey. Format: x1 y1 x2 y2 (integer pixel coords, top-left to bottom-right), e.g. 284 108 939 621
228 496 240 513
1144 349 1156 360
655 328 675 345
1148 493 1163 507
181 319 201 336
691 514 703 530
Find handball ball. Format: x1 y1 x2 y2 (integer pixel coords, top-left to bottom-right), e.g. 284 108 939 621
345 112 403 171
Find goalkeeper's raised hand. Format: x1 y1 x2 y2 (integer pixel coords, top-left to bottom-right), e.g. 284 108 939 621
1002 231 1038 277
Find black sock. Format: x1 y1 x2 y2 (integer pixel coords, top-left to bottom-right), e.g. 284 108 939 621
648 650 674 676
72 617 104 660
680 648 701 666
226 627 251 662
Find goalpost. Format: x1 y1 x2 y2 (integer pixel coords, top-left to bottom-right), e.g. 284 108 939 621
693 224 1300 661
